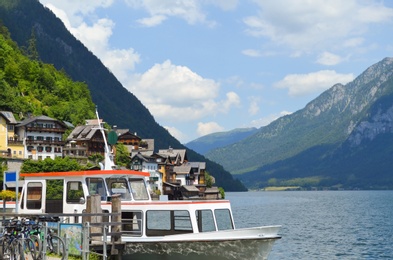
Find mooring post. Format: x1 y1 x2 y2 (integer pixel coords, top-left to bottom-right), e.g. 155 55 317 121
85 194 102 241
111 194 122 259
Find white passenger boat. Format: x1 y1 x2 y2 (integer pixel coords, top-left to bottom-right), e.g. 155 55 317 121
3 109 281 259
5 169 281 259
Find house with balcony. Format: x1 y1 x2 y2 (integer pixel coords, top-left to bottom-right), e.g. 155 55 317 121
115 129 154 155
16 115 67 160
174 162 207 199
116 129 141 149
63 120 106 160
130 151 164 197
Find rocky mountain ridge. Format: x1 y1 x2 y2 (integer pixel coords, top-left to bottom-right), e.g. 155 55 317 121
206 57 393 189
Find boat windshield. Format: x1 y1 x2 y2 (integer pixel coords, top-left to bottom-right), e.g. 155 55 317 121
129 178 149 200
86 177 107 201
106 178 131 200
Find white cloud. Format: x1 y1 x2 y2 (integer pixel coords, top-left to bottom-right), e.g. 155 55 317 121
250 111 292 128
164 126 188 143
40 1 141 84
39 0 114 26
208 0 238 11
128 60 240 122
136 15 167 27
242 49 262 57
125 0 215 26
244 0 393 54
275 70 354 96
248 97 260 115
197 122 224 137
221 92 241 112
316 52 345 66
343 37 364 48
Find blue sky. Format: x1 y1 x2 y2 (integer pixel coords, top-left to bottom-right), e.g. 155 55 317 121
39 0 393 143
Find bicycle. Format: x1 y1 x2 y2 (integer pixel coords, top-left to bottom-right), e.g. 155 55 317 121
0 218 37 260
35 216 66 260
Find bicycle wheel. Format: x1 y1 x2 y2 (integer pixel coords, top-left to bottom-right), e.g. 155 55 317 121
29 235 42 259
47 235 66 260
10 239 23 260
22 238 38 260
0 237 11 260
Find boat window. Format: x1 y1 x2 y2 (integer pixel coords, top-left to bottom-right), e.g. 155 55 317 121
122 211 143 237
129 178 149 200
196 209 216 232
26 182 42 210
107 178 131 200
66 181 85 204
215 209 234 231
86 177 107 201
46 179 63 213
146 210 192 236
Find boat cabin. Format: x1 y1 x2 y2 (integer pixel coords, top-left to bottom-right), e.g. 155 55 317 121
17 169 236 240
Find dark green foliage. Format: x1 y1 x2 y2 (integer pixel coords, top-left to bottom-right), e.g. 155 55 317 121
0 27 96 125
46 179 63 200
115 143 131 168
88 153 104 166
0 0 246 191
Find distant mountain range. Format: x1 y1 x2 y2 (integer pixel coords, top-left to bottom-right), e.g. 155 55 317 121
185 128 258 155
203 57 393 189
0 0 247 191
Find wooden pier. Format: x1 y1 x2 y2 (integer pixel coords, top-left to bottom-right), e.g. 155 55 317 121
1 194 125 260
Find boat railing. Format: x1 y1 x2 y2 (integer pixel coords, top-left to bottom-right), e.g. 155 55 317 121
121 217 143 237
1 212 124 260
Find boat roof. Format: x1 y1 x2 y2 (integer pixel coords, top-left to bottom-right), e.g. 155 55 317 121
20 169 150 179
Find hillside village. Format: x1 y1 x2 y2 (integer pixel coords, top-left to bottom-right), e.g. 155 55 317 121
0 111 221 200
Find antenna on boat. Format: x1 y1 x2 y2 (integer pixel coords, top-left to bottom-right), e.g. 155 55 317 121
95 107 116 170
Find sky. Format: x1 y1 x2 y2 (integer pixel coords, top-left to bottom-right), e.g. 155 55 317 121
38 0 393 144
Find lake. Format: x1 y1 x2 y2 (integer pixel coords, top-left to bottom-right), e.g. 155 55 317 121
227 190 393 259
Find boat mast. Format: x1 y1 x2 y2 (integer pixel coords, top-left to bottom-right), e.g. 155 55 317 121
95 107 116 170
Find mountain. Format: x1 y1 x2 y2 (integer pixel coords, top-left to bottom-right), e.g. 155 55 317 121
185 127 258 155
0 0 246 191
207 57 393 189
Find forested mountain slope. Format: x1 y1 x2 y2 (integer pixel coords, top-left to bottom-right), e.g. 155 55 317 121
0 0 246 191
186 127 258 155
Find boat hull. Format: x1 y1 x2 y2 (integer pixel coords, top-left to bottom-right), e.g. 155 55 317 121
122 226 281 260
123 237 279 260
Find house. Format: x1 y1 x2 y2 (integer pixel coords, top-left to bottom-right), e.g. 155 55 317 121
16 115 67 160
115 129 141 149
130 151 163 197
157 147 188 165
173 162 206 186
0 111 22 158
157 147 187 183
63 122 106 159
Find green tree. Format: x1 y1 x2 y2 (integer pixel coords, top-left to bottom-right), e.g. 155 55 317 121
88 153 104 167
205 171 214 188
21 157 83 173
115 143 131 168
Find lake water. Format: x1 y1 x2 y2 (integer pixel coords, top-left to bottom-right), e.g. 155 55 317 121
227 190 393 259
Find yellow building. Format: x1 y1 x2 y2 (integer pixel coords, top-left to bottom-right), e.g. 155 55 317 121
0 111 23 158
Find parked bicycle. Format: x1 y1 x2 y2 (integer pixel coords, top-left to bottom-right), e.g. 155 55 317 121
0 218 37 260
1 217 66 260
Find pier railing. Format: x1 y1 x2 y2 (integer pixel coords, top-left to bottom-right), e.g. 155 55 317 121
0 194 124 260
